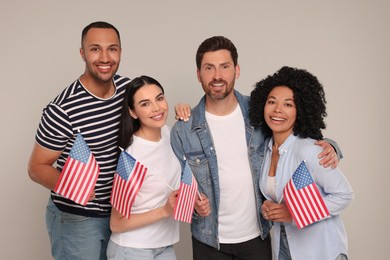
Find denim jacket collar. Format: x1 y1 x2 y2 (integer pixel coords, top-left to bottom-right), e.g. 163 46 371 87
191 90 251 134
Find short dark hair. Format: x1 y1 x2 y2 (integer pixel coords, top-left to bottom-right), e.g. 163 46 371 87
118 76 165 150
196 36 238 69
81 21 121 47
249 66 327 140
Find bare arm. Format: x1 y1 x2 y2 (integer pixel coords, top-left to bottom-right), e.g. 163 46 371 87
28 142 96 200
110 190 178 233
27 142 62 190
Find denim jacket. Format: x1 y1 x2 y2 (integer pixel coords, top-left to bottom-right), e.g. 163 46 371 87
170 90 271 249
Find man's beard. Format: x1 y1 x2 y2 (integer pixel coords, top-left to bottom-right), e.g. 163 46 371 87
204 79 234 100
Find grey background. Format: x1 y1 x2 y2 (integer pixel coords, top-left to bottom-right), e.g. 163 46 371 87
1 0 388 259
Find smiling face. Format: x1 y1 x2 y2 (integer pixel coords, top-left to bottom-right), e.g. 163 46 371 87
129 84 168 133
264 86 297 141
80 28 121 84
197 49 240 101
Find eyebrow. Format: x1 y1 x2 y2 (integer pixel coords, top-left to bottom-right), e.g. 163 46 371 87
87 43 120 48
267 95 294 101
137 92 164 105
203 61 231 67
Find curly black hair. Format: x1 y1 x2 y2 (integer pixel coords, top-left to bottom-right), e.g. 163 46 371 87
249 66 327 140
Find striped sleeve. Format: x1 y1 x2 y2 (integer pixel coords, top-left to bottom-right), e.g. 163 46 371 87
36 103 73 151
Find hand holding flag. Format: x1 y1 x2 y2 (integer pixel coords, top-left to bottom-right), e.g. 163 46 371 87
283 161 330 229
110 149 147 219
173 161 199 223
54 132 100 206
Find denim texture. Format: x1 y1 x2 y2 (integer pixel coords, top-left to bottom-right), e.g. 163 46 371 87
279 225 292 260
107 240 176 260
171 90 271 249
46 198 110 260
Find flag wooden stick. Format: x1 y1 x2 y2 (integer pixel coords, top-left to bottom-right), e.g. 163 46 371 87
278 194 284 204
120 148 176 192
197 191 203 201
182 155 202 201
153 174 175 191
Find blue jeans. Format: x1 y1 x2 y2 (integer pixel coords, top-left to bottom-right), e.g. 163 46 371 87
279 225 292 260
46 198 110 260
107 240 177 260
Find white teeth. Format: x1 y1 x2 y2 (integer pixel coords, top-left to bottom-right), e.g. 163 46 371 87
99 66 110 69
271 117 285 121
212 83 224 87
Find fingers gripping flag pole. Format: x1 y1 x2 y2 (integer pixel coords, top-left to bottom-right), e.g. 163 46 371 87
110 149 147 219
54 132 100 206
173 160 199 223
283 161 330 229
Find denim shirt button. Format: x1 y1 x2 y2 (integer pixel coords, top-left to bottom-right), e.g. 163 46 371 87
196 158 200 164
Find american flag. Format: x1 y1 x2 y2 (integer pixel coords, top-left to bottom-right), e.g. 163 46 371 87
173 161 198 223
283 161 330 229
54 132 100 206
110 150 147 219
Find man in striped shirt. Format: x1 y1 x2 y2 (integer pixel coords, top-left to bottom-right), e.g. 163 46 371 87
28 21 131 260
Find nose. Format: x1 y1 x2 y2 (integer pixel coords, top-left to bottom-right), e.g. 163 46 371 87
99 50 109 63
273 103 282 113
152 102 161 112
213 68 222 80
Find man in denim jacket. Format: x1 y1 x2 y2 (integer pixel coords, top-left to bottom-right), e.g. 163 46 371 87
171 36 339 260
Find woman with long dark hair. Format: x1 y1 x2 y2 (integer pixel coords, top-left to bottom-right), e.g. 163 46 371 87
107 75 180 260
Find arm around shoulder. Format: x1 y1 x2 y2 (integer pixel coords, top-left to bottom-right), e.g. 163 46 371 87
315 138 342 168
323 137 343 160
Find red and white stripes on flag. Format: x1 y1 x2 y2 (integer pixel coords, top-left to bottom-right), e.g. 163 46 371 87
110 150 147 219
54 132 100 206
173 161 198 223
283 161 330 229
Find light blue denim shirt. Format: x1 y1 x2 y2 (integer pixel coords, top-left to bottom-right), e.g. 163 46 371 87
170 90 271 249
260 134 354 260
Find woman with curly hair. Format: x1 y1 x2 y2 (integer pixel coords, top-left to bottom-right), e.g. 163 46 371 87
249 66 353 260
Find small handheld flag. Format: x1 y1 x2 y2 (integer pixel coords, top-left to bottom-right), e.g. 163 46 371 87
173 161 198 223
54 132 100 206
110 149 147 219
283 161 330 229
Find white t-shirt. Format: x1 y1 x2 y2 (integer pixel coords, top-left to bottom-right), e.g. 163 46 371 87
110 125 181 248
206 105 260 243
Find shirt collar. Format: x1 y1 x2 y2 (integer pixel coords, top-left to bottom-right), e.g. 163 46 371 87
267 133 298 156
